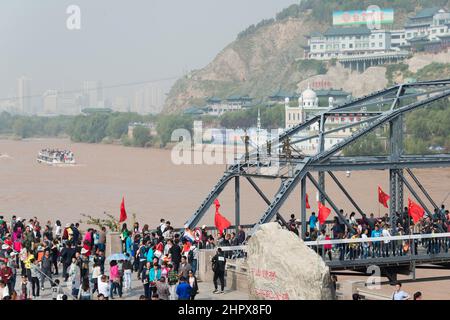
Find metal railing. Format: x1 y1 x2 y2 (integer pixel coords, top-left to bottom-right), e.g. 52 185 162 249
216 233 450 267
305 232 450 265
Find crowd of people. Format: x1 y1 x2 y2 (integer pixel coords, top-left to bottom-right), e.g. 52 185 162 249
38 149 75 163
0 204 445 301
285 204 450 261
0 215 236 301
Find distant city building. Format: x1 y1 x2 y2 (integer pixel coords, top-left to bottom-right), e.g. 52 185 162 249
112 96 130 112
42 90 58 114
59 94 79 115
82 80 103 108
132 85 165 114
17 76 32 114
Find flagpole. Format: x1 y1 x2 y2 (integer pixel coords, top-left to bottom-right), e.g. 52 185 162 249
378 200 380 218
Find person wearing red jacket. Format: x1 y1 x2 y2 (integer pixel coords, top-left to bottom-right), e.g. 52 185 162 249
0 262 13 293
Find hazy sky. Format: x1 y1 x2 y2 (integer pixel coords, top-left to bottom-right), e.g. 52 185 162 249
1 0 298 100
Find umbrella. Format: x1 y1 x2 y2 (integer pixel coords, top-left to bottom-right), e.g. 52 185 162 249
106 253 129 261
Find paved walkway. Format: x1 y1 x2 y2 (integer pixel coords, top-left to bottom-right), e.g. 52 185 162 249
18 268 249 300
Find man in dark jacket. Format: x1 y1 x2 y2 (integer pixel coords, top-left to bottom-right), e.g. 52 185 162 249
168 239 182 272
211 248 226 294
71 223 80 246
237 226 246 245
60 243 75 281
40 250 53 290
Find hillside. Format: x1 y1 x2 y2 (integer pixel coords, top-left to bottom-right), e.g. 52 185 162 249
163 0 450 113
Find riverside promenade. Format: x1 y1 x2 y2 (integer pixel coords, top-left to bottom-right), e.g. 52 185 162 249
22 266 249 300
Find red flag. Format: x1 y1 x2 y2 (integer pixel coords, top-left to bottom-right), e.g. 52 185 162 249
305 193 311 209
408 198 424 224
119 197 127 223
378 186 390 208
213 199 231 235
317 202 331 225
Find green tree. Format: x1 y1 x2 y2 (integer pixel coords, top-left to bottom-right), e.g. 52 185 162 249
132 126 151 147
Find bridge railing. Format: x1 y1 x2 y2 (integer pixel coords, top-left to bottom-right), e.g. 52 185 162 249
305 232 450 265
216 232 450 266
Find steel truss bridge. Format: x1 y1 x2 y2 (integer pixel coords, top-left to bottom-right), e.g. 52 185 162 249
184 79 450 280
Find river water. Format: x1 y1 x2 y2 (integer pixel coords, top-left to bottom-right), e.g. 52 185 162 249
0 138 449 229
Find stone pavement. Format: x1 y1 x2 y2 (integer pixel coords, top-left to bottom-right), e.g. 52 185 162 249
18 268 249 300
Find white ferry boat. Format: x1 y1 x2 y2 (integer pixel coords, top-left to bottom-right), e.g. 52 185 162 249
37 149 76 166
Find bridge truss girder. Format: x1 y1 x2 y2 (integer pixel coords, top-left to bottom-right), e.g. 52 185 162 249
185 79 450 235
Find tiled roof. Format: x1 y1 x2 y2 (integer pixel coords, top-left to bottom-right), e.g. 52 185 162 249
323 26 371 37
206 97 222 103
315 89 350 97
410 7 440 20
310 31 323 37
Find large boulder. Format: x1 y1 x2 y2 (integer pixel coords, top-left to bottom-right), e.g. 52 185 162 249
247 222 334 300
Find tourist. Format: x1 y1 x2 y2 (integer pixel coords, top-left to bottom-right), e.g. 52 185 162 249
78 279 92 300
61 242 75 281
156 276 170 300
68 257 81 298
50 240 59 275
54 220 62 240
93 250 106 275
149 263 161 295
371 225 382 258
361 229 369 259
169 239 182 272
0 280 9 299
51 279 63 300
40 249 52 290
392 282 410 300
91 262 101 294
97 227 107 252
123 253 133 292
176 276 192 300
30 259 40 299
141 261 152 298
212 247 226 294
109 260 122 299
97 275 110 299
120 223 129 253
167 262 178 300
178 256 192 279
188 270 199 300
6 252 18 291
381 223 392 257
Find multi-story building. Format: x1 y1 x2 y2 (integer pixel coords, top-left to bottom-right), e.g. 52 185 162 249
42 90 58 114
307 26 392 60
205 95 253 116
285 86 364 155
82 80 103 108
17 76 32 114
401 7 450 52
306 7 450 71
